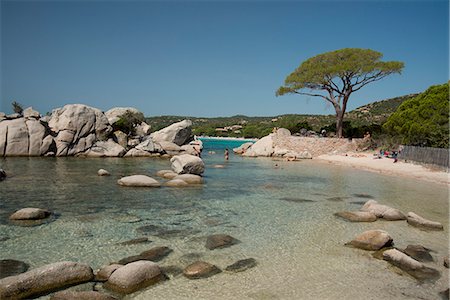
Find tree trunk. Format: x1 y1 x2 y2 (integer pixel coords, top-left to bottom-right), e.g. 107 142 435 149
336 110 344 138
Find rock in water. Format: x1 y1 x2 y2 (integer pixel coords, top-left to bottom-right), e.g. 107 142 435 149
383 249 440 282
117 175 160 187
225 258 257 272
205 234 239 250
0 259 29 279
150 119 193 146
334 211 377 222
9 208 51 220
0 261 94 299
346 230 393 250
97 169 110 176
104 260 163 294
0 169 6 181
403 245 434 262
170 154 205 175
360 200 405 220
95 264 123 282
406 212 444 230
173 174 203 184
183 261 221 279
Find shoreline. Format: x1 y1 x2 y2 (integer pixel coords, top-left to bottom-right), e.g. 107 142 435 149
316 152 449 186
197 136 258 142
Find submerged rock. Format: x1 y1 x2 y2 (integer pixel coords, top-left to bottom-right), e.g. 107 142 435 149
403 245 434 262
95 264 123 282
173 174 203 184
165 179 189 187
334 211 377 222
183 261 221 279
225 258 257 273
9 207 51 220
118 246 173 265
117 237 150 246
346 230 393 250
0 261 94 299
360 200 405 220
205 234 239 250
0 259 29 279
383 248 440 282
117 175 161 187
406 212 444 230
104 260 164 294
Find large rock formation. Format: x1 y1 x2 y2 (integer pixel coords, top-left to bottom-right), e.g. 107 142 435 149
48 104 112 156
170 154 205 175
105 107 141 125
150 120 193 146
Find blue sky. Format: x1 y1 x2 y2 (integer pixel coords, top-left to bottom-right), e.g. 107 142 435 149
1 0 448 117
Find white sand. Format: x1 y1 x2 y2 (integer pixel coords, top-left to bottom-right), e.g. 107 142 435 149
317 152 449 186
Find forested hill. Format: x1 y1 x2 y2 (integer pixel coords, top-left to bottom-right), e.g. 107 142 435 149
145 93 418 138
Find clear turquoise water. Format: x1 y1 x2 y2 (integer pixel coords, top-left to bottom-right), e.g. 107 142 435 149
0 139 448 299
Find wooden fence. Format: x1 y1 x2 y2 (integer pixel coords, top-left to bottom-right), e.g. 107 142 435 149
398 145 449 169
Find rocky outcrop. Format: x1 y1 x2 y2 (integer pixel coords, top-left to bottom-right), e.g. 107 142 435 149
171 154 205 175
81 139 126 157
117 175 161 187
49 104 112 156
0 261 94 299
105 107 141 125
406 212 444 230
346 230 393 250
243 134 274 157
150 120 193 146
233 142 254 154
104 261 163 294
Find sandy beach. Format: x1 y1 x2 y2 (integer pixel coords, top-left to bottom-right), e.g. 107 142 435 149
317 152 450 186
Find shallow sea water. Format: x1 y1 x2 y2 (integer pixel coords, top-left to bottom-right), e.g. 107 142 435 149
0 139 448 299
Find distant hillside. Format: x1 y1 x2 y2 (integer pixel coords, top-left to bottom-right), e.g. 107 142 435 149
145 93 417 138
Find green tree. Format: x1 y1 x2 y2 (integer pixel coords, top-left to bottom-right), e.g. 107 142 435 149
113 111 145 136
383 83 449 148
11 101 23 115
276 48 404 138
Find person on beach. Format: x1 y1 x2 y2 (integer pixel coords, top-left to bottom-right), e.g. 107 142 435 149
224 148 229 160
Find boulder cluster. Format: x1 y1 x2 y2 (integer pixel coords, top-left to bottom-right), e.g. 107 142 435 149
0 104 200 157
338 199 447 287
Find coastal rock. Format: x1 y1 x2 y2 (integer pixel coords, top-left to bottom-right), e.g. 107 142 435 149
150 119 193 146
403 245 434 262
360 200 405 220
117 175 161 187
98 169 110 176
406 212 444 230
276 128 291 136
82 139 126 157
156 169 177 179
173 174 203 184
346 230 393 250
23 107 40 119
0 169 6 181
112 131 128 148
225 258 257 273
383 249 440 282
1 118 29 156
40 135 56 156
95 264 123 282
135 138 162 153
104 260 163 294
124 148 154 157
334 211 377 222
183 261 221 279
26 119 47 156
48 104 112 156
233 142 254 154
205 234 239 250
243 134 274 157
105 107 141 125
165 179 189 187
157 141 182 152
0 261 94 299
170 154 205 175
135 122 151 136
50 291 117 300
9 207 51 220
0 259 29 279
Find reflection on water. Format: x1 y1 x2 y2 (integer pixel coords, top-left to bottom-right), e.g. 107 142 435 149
0 146 448 299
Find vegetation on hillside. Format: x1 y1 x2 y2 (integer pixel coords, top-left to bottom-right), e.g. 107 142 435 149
383 83 449 148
